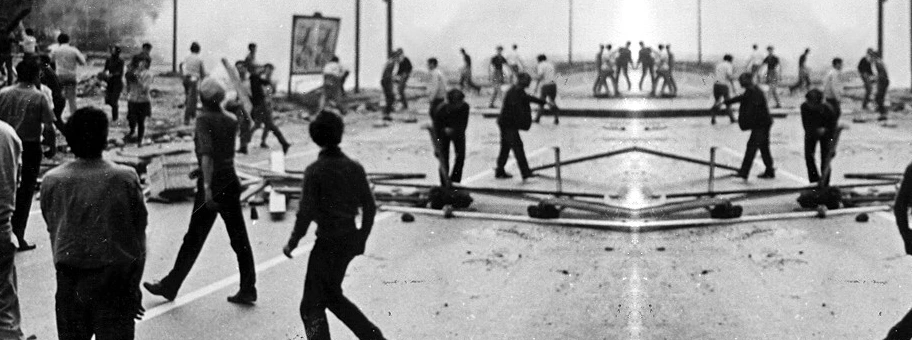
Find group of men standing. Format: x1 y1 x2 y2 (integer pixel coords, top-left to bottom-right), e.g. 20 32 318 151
593 41 676 97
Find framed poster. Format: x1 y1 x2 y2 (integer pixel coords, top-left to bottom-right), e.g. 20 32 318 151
289 14 341 75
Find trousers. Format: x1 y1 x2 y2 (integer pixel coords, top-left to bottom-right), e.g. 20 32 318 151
438 131 466 183
740 125 774 175
804 130 834 184
55 262 142 340
496 126 531 177
0 240 21 340
11 142 40 245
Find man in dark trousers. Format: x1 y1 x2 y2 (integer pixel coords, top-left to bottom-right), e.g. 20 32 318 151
873 52 890 121
283 111 386 340
495 73 546 180
857 48 875 111
616 41 634 91
799 89 838 184
380 52 398 121
394 48 412 110
432 89 470 183
144 78 258 305
789 48 811 94
41 107 147 340
893 162 912 256
38 55 66 129
0 60 56 251
488 46 508 108
636 41 655 92
715 72 776 180
102 45 125 121
458 48 481 94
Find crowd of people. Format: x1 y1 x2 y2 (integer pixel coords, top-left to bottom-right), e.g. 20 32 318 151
593 41 677 97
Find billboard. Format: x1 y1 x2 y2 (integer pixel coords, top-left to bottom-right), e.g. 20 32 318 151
289 15 340 75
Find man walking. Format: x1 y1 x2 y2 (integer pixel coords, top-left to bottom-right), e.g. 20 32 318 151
761 46 782 108
426 58 447 118
711 55 737 125
283 111 386 340
488 46 508 108
180 42 206 125
380 52 398 121
394 48 412 111
458 48 481 94
50 33 86 116
144 78 258 305
102 45 125 122
873 51 890 121
715 73 775 180
533 55 560 125
822 58 844 118
0 115 32 340
799 89 838 184
858 49 876 110
0 61 56 251
41 107 147 340
432 89 470 183
789 48 812 94
495 73 546 181
616 41 634 91
636 41 655 91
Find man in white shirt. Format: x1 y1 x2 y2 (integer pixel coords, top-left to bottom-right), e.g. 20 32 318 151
49 33 86 116
180 42 206 125
604 44 620 97
506 44 525 82
321 56 348 113
425 58 447 118
650 44 670 97
822 58 844 118
533 54 560 125
746 44 764 81
712 54 737 125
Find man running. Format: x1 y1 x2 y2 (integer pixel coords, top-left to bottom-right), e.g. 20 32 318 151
761 45 782 108
533 55 560 125
636 41 655 92
789 48 811 94
616 41 634 91
715 73 776 180
488 46 508 108
459 48 481 94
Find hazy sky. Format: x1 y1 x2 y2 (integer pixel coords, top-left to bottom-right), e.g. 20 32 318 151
148 0 912 91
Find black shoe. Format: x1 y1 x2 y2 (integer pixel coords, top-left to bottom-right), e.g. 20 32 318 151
281 143 291 155
758 170 776 179
710 119 717 125
144 281 177 301
494 170 513 179
237 147 248 154
382 115 393 121
521 173 538 180
878 115 888 121
734 172 748 180
227 290 257 305
16 241 35 252
259 142 269 149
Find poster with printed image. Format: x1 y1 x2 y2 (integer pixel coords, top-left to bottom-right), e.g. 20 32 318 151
290 15 340 75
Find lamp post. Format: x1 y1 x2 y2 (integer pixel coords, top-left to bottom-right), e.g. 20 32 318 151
385 0 392 57
355 0 360 93
879 0 886 56
697 0 702 64
568 0 573 64
172 0 177 73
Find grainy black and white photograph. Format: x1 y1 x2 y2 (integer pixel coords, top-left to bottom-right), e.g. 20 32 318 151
2 0 912 339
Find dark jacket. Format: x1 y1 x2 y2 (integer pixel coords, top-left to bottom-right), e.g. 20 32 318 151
497 86 546 130
432 102 469 134
800 101 838 133
396 57 413 76
725 85 772 131
104 56 125 85
857 57 873 75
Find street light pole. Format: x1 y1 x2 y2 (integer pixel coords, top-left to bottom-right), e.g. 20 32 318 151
568 0 573 64
172 0 178 73
879 0 886 56
386 0 393 57
355 0 360 93
697 0 702 64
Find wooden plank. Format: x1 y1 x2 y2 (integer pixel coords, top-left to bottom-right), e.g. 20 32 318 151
268 151 287 218
540 197 632 215
371 181 605 199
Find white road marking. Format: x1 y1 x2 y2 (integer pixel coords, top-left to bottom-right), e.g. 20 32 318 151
141 145 553 322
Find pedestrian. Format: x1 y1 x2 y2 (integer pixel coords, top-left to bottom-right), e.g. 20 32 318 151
636 41 655 91
49 33 86 116
144 78 258 305
102 45 125 122
458 48 481 94
893 161 912 256
180 42 206 125
495 73 546 181
251 64 291 153
711 54 738 125
650 44 669 97
321 55 348 114
432 89 470 183
125 56 153 147
593 45 608 96
38 55 66 126
0 60 56 251
616 41 634 91
394 48 412 112
715 73 775 180
488 46 508 108
761 45 782 108
789 48 811 94
604 44 620 97
234 60 256 154
746 44 764 82
533 54 560 124
857 48 876 111
380 52 397 121
426 58 447 119
506 44 525 83
0 116 34 340
18 28 36 61
283 111 387 340
0 33 13 86
136 43 153 67
873 51 890 121
822 57 844 118
799 89 838 184
244 43 257 71
664 44 678 96
41 107 147 340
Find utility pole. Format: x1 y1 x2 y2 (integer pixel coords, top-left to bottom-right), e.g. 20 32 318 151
355 0 360 93
172 0 178 73
697 0 702 64
568 0 573 64
879 0 886 56
386 0 393 57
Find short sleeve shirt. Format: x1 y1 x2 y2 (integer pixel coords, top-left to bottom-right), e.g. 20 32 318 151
194 108 238 172
0 85 55 142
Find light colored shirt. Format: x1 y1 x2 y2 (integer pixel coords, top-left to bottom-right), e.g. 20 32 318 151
506 50 524 71
427 68 447 100
822 68 843 100
603 51 618 71
39 84 53 110
536 61 557 85
50 43 86 79
656 50 670 71
0 120 21 246
181 53 205 79
748 50 765 67
20 35 36 54
41 159 148 267
0 84 55 142
715 62 735 84
322 61 345 78
126 69 154 103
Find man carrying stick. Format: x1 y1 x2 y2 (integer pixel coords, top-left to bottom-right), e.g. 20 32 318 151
714 73 775 180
